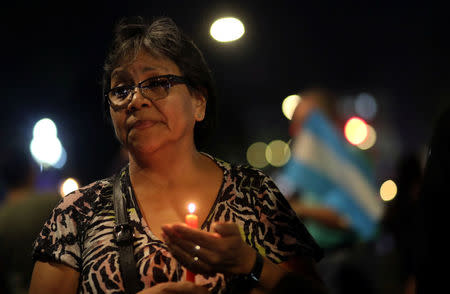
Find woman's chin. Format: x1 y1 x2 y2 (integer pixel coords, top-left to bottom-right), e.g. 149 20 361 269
127 137 164 155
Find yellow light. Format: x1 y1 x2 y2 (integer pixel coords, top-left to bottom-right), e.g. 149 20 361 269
188 203 196 214
357 124 377 150
344 117 368 145
210 17 245 42
380 180 397 201
266 140 291 167
281 94 301 120
247 142 269 168
60 178 79 197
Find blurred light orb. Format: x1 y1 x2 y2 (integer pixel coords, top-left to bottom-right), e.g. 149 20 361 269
30 118 66 168
247 142 269 168
344 117 368 145
380 179 397 201
282 94 301 120
60 177 79 197
33 118 57 139
30 136 63 167
357 124 377 150
210 17 245 42
355 92 377 121
266 140 291 167
53 147 67 169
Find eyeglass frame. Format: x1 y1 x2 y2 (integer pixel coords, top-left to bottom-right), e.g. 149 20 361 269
104 74 191 109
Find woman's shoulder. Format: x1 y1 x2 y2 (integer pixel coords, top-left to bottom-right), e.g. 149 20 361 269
205 152 264 173
56 176 114 217
204 152 273 192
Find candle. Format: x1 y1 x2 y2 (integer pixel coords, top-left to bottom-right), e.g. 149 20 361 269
185 203 198 282
185 203 198 228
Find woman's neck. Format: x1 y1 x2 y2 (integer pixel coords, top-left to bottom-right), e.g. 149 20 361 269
128 142 203 193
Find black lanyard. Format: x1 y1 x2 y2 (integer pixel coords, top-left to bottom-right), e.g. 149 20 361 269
113 172 140 294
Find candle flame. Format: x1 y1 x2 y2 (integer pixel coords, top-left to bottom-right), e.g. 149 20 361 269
188 203 196 214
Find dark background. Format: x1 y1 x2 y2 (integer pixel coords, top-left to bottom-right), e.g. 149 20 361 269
1 0 448 188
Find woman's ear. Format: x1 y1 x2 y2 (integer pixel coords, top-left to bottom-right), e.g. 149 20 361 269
193 91 207 122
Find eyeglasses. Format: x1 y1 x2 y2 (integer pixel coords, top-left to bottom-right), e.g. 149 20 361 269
105 74 190 108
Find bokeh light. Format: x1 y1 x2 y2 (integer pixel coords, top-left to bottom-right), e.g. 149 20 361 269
282 94 301 120
53 147 67 169
357 124 377 150
380 179 397 201
30 136 63 167
355 92 378 121
266 140 291 167
33 118 57 139
210 17 245 42
247 142 269 168
29 118 65 168
60 177 79 197
344 117 368 145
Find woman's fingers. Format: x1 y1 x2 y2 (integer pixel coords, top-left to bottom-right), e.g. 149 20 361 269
163 224 221 248
211 222 241 236
162 222 253 275
162 233 214 275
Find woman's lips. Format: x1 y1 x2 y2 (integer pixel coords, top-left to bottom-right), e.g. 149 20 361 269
131 120 157 130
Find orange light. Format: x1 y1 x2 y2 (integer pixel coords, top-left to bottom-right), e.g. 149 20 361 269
344 117 368 145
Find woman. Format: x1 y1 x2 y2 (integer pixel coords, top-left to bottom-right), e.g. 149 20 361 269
29 17 324 294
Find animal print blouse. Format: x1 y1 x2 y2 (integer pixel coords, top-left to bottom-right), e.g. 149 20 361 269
32 154 322 293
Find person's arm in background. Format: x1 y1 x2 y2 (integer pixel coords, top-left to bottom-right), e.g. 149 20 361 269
288 197 350 230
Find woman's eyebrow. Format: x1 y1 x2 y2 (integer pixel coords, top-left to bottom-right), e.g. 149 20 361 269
142 66 164 73
111 69 128 80
110 70 134 84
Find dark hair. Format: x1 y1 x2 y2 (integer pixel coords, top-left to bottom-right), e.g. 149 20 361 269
102 16 217 148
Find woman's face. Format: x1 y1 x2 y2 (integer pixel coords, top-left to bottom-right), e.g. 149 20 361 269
109 50 206 155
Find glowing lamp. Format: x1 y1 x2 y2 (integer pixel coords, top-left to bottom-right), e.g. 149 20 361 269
210 17 245 42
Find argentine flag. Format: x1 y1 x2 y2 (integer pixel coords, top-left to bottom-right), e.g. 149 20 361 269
282 110 384 240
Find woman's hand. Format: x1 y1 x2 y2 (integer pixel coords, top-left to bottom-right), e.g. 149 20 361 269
137 281 209 294
161 222 256 277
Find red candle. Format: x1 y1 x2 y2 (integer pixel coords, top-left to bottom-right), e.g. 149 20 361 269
185 203 198 282
185 203 198 228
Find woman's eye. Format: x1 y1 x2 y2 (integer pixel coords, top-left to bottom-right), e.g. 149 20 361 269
112 87 131 99
143 79 169 89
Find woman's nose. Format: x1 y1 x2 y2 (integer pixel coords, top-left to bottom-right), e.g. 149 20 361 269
127 88 152 111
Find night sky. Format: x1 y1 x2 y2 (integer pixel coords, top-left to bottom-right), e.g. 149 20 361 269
1 0 448 188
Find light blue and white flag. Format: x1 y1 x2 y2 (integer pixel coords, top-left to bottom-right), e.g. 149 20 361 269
282 110 384 240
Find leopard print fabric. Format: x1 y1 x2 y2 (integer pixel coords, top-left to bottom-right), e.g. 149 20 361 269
32 154 322 293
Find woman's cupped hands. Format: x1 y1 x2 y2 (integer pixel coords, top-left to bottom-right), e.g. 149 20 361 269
161 222 256 277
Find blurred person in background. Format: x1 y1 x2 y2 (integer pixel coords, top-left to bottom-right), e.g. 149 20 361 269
278 88 383 294
29 16 325 294
415 105 450 294
376 152 423 294
0 141 60 294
